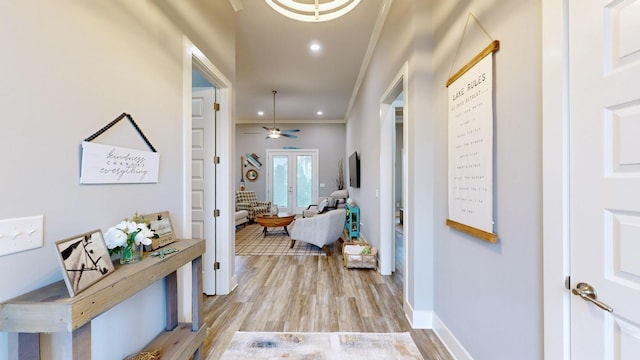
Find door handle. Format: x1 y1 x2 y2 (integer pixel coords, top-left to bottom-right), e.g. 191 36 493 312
571 282 613 313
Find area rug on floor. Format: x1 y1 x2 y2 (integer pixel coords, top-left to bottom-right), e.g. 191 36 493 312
235 223 327 256
219 331 424 359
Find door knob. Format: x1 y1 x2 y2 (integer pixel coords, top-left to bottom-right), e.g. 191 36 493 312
571 282 613 313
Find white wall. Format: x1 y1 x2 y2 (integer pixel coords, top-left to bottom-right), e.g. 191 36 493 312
431 1 543 359
0 1 235 359
346 0 435 322
349 0 543 358
235 123 346 202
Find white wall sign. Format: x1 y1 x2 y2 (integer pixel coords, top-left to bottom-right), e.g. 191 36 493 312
447 54 494 235
80 141 159 184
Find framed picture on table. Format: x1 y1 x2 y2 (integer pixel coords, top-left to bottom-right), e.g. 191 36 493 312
55 230 114 297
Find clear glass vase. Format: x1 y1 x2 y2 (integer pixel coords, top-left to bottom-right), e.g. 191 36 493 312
120 243 142 264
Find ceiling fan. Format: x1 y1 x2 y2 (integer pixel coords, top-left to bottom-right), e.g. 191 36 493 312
262 90 300 139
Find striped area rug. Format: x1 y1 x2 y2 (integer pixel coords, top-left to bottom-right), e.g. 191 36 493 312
235 223 327 256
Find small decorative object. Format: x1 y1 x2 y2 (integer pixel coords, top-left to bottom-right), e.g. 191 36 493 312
54 230 115 297
246 169 258 182
149 247 179 259
139 211 176 250
246 153 262 169
271 205 279 215
104 213 157 264
239 156 246 191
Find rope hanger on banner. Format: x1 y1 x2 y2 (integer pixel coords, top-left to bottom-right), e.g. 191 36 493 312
84 112 157 152
446 12 500 88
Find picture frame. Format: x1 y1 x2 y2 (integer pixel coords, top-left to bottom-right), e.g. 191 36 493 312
140 211 176 250
55 229 114 297
246 169 258 182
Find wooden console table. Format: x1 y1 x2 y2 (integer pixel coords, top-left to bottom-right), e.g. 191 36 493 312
0 238 206 360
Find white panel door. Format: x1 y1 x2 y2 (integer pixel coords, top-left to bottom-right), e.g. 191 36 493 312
570 1 640 358
192 87 216 295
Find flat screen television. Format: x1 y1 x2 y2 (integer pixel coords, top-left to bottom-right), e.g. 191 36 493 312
348 151 360 188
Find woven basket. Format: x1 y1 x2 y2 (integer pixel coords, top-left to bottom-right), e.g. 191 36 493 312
124 350 161 360
342 242 377 269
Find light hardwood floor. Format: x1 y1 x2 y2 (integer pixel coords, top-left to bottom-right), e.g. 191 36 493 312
202 246 453 359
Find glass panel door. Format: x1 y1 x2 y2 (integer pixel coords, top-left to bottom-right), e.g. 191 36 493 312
267 150 318 214
272 155 289 209
296 155 312 209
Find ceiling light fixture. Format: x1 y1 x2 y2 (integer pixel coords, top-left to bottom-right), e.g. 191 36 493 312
265 0 361 22
264 90 300 139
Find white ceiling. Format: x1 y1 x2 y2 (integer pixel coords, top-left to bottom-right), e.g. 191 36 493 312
232 0 389 124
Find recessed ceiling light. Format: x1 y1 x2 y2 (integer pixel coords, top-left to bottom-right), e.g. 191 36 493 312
310 43 321 52
317 111 324 116
257 111 265 116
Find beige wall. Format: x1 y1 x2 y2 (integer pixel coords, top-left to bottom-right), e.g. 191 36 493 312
0 1 235 359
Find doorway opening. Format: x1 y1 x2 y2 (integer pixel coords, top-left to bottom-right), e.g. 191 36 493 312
191 70 217 295
182 38 235 307
393 97 404 278
379 63 409 312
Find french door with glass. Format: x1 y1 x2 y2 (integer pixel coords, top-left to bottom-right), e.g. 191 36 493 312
266 149 318 214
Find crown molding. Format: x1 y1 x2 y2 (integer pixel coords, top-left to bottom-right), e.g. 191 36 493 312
344 0 393 122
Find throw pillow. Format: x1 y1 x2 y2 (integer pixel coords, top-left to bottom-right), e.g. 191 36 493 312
330 189 348 200
317 198 328 213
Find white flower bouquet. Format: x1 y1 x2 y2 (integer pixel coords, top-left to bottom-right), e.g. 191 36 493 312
104 213 157 264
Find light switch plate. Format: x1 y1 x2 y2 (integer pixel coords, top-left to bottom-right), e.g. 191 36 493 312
0 215 44 257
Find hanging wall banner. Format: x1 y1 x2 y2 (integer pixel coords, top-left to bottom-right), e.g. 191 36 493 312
80 141 159 184
447 53 494 238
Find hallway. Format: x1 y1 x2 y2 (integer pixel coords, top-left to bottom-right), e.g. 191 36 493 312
202 251 452 359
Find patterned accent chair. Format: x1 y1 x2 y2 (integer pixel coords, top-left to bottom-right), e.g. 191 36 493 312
235 191 271 222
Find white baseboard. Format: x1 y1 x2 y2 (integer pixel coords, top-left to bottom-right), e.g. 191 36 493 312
403 300 433 328
229 273 238 293
432 313 473 360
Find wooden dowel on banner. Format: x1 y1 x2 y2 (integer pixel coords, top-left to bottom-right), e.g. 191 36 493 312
446 218 498 243
446 40 500 88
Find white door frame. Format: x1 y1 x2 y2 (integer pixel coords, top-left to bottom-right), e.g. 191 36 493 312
265 149 319 214
380 63 409 304
542 0 571 358
180 37 236 321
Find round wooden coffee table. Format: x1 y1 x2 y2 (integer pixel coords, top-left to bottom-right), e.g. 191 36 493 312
255 213 296 237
